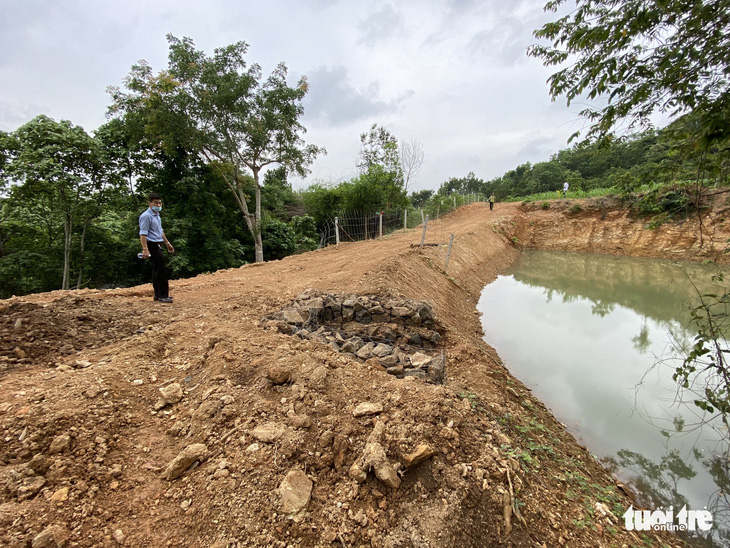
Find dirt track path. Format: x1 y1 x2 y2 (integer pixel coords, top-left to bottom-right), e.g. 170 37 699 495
0 200 694 547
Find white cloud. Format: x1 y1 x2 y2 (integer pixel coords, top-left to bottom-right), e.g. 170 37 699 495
0 0 595 190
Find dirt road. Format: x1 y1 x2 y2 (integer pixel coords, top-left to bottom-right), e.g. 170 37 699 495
3 199 720 547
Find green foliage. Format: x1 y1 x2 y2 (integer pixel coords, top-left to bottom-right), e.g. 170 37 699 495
409 189 434 208
261 217 297 260
529 0 730 145
301 165 408 226
290 215 319 252
108 34 325 263
672 276 730 423
358 124 402 182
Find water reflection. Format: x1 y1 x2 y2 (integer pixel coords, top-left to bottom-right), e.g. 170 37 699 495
478 251 729 546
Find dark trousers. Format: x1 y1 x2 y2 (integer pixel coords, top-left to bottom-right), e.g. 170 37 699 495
489 202 494 210
148 241 169 299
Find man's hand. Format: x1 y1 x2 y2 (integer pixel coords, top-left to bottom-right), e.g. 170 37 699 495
141 249 150 259
166 242 175 254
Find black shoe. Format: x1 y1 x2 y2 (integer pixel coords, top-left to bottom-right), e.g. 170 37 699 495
158 297 173 303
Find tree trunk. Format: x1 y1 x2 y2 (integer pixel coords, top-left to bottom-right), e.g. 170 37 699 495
76 220 89 289
62 215 72 290
253 168 264 263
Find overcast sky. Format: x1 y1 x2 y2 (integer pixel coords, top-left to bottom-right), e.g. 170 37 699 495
0 0 588 192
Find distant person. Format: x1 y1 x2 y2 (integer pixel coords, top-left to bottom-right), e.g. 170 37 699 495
562 181 569 197
488 193 496 211
139 193 175 303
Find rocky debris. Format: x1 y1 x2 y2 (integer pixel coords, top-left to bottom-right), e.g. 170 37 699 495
154 382 184 410
31 525 69 548
349 421 401 490
353 402 384 417
277 469 313 518
162 443 209 481
72 360 92 369
265 290 447 384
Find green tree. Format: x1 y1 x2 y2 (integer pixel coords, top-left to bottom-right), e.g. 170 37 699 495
108 34 325 263
358 123 403 182
529 0 730 146
5 115 110 290
410 189 434 208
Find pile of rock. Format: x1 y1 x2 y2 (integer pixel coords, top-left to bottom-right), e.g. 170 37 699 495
264 290 446 383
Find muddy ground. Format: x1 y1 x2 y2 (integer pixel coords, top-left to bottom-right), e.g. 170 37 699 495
2 198 729 548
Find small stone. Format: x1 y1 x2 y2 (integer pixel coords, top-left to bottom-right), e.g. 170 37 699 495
250 423 287 443
162 443 209 481
50 487 69 502
403 444 438 468
372 343 393 357
18 476 46 500
288 415 313 429
386 365 404 377
73 360 92 369
48 435 71 454
220 395 235 405
32 525 69 548
278 469 313 517
409 353 432 367
112 529 125 545
349 463 367 483
353 402 384 417
379 355 399 367
282 308 305 325
356 343 375 360
159 383 183 404
267 366 291 385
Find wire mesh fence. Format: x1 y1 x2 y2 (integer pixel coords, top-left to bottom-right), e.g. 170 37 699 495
318 193 484 248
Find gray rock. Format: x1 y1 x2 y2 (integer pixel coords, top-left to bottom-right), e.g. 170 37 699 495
341 337 363 353
372 343 393 357
386 365 404 377
32 525 69 548
379 355 399 367
356 342 375 360
403 369 427 380
427 356 446 384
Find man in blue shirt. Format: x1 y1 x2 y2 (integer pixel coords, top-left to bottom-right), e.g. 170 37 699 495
139 193 175 303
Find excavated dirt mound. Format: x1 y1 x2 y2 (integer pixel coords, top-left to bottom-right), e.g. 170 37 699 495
3 199 725 548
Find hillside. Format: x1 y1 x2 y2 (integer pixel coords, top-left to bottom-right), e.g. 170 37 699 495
2 198 729 548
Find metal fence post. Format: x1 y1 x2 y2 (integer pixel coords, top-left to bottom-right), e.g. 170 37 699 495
420 215 429 250
404 209 408 230
379 212 383 239
445 233 455 271
335 216 340 245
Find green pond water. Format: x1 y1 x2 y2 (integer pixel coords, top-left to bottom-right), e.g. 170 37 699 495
478 251 730 546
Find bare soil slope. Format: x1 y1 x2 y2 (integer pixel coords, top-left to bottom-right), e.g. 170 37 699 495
2 199 727 548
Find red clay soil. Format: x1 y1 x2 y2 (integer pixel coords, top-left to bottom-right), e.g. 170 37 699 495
3 198 728 548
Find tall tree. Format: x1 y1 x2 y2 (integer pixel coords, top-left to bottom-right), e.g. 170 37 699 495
108 34 325 262
357 123 403 182
5 116 108 290
399 137 424 193
528 0 730 146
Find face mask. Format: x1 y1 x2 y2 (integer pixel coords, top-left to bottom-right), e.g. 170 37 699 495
151 205 162 212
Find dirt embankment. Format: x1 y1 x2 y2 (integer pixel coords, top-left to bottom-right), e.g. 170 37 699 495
2 198 724 548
